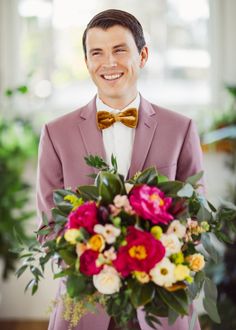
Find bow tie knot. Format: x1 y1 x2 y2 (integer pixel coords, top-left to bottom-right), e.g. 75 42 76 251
96 108 138 130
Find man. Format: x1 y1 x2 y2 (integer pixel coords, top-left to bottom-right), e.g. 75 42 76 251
37 9 203 330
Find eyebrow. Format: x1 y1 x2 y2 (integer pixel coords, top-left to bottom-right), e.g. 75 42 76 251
89 43 128 54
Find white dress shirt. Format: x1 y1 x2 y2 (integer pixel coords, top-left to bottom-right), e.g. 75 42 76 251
96 94 140 178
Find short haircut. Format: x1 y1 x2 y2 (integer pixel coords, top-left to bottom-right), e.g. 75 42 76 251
82 9 146 58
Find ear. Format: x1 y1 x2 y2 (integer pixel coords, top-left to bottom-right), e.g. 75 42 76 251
139 46 148 68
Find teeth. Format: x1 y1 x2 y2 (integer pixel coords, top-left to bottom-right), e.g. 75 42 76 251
103 73 122 80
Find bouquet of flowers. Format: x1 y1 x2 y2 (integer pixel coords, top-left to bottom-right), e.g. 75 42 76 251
16 155 236 330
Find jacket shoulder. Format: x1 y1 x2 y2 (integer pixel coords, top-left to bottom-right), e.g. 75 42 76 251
151 103 192 126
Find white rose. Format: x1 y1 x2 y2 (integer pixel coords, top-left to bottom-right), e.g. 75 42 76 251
93 266 121 294
160 233 183 257
167 220 186 239
150 258 176 287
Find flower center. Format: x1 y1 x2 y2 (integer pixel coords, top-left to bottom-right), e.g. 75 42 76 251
161 268 168 275
129 245 147 260
149 193 164 206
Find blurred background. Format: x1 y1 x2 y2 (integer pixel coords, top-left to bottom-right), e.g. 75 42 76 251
0 0 236 329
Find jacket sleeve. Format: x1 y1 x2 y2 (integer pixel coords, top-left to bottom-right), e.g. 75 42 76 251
176 119 205 191
36 124 64 239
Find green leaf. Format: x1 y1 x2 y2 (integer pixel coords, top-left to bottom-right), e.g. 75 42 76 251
84 155 109 170
204 277 217 301
157 174 169 184
203 297 220 323
66 275 87 298
51 208 68 224
203 278 221 323
99 172 125 204
215 230 233 244
189 309 198 330
168 308 179 325
158 288 189 316
42 212 49 226
158 181 184 196
53 268 74 279
129 282 155 308
201 233 219 263
15 265 28 278
59 249 76 266
77 185 99 201
36 228 51 236
186 171 204 186
17 85 28 94
134 167 159 186
177 183 194 198
53 189 75 213
189 271 205 299
111 154 118 172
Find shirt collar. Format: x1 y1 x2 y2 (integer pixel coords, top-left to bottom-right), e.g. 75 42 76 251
96 93 140 113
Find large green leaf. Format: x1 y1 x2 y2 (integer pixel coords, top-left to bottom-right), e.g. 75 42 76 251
158 287 189 316
203 278 220 324
129 281 155 308
177 183 194 198
186 171 204 186
134 167 159 186
66 275 87 298
77 185 99 201
201 233 219 263
98 172 125 204
53 189 75 213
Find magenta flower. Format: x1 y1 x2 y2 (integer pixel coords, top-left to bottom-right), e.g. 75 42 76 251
67 201 98 234
129 184 173 224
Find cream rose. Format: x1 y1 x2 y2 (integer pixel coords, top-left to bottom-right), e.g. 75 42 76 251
186 253 205 272
93 266 121 294
160 233 183 257
167 220 186 238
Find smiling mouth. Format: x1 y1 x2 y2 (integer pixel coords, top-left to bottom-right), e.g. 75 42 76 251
101 73 124 81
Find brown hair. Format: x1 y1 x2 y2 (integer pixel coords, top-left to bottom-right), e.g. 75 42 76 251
82 9 146 58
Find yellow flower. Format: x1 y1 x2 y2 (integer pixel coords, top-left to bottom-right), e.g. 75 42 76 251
133 271 150 283
64 229 82 244
129 245 147 260
88 234 105 252
171 252 184 265
186 253 205 272
151 226 163 240
174 264 190 281
201 221 210 232
64 195 83 211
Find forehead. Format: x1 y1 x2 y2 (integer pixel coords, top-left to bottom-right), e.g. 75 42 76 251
86 25 137 49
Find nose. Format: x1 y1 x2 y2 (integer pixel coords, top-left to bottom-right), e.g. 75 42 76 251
102 53 117 69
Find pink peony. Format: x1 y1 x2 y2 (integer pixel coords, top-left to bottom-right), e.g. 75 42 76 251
67 201 98 234
79 249 102 276
129 184 174 224
113 226 165 277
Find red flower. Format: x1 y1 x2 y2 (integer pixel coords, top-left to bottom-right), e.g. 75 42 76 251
67 201 98 234
80 249 102 276
113 226 165 277
129 184 174 224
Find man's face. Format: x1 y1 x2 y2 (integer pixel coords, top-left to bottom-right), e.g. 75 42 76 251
85 25 148 107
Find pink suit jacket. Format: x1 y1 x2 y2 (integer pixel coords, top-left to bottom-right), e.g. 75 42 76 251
37 95 203 330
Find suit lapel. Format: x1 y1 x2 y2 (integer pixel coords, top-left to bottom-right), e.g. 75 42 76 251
78 96 106 164
129 96 158 178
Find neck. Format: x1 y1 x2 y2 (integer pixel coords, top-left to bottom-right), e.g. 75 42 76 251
98 92 138 110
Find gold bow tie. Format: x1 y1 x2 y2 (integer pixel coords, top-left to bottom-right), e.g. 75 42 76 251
96 108 138 130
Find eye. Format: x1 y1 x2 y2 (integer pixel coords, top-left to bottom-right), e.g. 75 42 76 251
91 51 101 56
115 48 126 53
